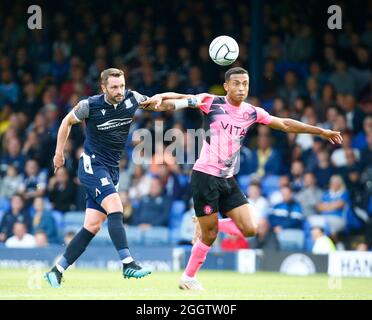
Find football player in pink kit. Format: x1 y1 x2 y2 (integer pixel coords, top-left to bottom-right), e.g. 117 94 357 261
141 67 343 290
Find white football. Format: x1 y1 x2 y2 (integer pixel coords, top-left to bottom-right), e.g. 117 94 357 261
209 35 239 66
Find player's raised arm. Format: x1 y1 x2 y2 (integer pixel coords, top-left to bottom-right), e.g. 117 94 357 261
268 116 343 144
54 101 88 173
139 92 209 111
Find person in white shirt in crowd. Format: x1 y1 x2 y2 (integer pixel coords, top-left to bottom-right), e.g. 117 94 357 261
331 130 360 168
5 222 36 248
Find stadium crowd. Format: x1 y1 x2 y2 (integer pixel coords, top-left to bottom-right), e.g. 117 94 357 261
0 0 371 252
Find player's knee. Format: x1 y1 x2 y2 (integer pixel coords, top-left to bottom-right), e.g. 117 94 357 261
84 221 102 234
242 223 258 237
202 228 218 246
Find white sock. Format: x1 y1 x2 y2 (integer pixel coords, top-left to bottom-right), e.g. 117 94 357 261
55 264 65 274
122 257 134 264
182 273 195 281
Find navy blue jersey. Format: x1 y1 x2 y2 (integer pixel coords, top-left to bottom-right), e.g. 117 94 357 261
73 90 147 167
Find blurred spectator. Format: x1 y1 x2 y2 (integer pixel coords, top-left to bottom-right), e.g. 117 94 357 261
132 177 171 229
252 133 282 177
4 222 36 248
0 138 26 176
60 65 92 104
329 60 356 96
0 70 20 106
157 164 185 200
341 94 366 134
119 191 133 224
21 82 41 119
311 226 336 254
267 186 305 250
128 164 152 200
179 199 196 245
331 131 360 168
247 183 270 248
22 130 45 165
262 59 281 100
310 175 349 237
0 165 23 199
64 230 76 246
35 230 49 247
313 150 335 189
277 70 301 106
18 159 47 207
360 132 372 171
269 175 290 206
0 194 31 242
296 172 323 217
118 158 131 192
352 116 372 151
32 197 58 243
48 167 76 213
289 160 305 193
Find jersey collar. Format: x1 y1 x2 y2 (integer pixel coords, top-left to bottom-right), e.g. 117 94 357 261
104 94 119 109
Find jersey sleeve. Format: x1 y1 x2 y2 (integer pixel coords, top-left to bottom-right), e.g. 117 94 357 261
72 99 89 121
132 90 149 103
197 94 215 114
255 107 273 125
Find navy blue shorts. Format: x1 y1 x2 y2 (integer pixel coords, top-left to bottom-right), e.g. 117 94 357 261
78 153 119 214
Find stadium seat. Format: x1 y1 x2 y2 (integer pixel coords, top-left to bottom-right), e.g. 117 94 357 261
277 229 305 251
125 225 144 245
143 227 169 245
91 225 112 245
237 175 252 193
169 200 186 229
261 175 281 197
168 200 186 244
51 210 65 242
64 211 85 233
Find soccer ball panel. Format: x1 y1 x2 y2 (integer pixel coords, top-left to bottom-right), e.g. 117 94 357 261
209 36 239 66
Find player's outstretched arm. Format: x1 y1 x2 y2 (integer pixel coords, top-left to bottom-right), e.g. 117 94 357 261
140 92 208 111
54 104 82 173
268 116 343 144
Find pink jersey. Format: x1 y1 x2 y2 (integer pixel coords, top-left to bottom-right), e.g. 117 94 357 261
193 95 273 178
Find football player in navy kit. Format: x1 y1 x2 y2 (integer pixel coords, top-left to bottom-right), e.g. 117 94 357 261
45 68 203 288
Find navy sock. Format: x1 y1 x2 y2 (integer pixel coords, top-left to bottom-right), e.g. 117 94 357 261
107 212 132 260
57 227 95 270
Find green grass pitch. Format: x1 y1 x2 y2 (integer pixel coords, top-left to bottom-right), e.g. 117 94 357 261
0 268 371 300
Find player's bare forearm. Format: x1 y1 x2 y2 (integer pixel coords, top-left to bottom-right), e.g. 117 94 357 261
54 112 80 172
140 95 205 111
55 116 72 155
269 116 343 144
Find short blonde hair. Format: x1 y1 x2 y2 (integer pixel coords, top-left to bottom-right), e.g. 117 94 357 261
100 68 124 85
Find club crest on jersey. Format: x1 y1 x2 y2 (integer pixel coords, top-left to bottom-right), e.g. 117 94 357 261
100 109 106 115
204 205 213 215
100 177 110 186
